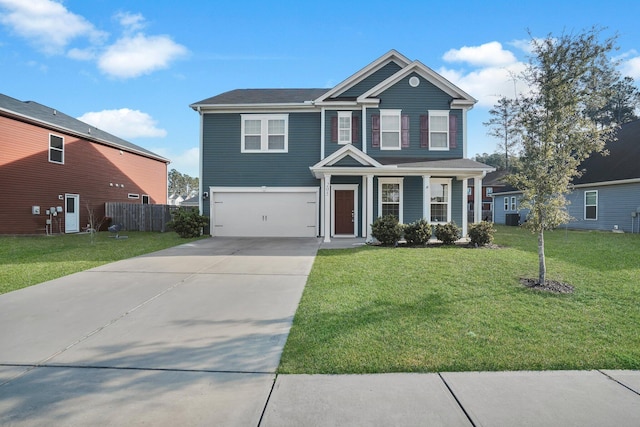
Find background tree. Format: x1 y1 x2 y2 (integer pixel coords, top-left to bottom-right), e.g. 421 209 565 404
508 28 619 285
474 152 520 172
483 96 520 171
168 169 199 197
605 77 640 125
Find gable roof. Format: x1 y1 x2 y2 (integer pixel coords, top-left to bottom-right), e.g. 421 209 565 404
573 119 640 185
191 88 328 108
0 93 169 163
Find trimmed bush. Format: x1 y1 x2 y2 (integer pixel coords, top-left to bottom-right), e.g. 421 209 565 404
434 222 461 245
468 221 496 246
403 219 432 246
371 215 403 246
167 208 209 238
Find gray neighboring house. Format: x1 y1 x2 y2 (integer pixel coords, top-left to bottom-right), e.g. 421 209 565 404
492 119 640 233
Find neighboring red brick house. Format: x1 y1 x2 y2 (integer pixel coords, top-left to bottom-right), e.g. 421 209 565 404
0 93 169 234
467 170 509 221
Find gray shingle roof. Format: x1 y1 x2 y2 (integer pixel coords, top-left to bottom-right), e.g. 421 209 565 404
378 157 494 171
191 88 329 106
0 93 169 162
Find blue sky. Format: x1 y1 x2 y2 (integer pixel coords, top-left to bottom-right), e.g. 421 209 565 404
2 0 640 177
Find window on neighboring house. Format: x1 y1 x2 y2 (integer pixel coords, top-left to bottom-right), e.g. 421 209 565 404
380 109 401 150
510 196 517 211
467 187 472 196
430 178 451 223
142 195 150 204
338 111 352 144
241 114 288 152
378 178 403 222
585 190 598 220
128 193 140 199
429 110 449 150
486 187 493 195
49 134 64 164
504 197 510 211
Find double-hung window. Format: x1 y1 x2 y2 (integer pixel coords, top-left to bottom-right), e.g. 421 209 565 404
504 197 510 211
378 178 403 222
49 134 64 164
429 110 449 150
430 178 451 223
380 109 401 150
510 196 517 211
584 190 598 220
241 114 288 153
338 111 352 144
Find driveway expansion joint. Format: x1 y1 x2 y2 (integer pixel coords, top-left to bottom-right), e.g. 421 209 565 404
598 369 640 397
438 373 477 427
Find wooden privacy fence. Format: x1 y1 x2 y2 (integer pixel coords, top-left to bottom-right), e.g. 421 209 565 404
105 203 179 232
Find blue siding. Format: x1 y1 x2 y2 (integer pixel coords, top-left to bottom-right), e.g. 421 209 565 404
340 62 403 98
403 176 423 223
366 73 463 159
324 110 362 156
452 179 463 226
201 112 321 219
565 183 640 233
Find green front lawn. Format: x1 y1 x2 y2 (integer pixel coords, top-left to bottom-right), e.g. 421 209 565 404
279 226 640 373
0 232 205 295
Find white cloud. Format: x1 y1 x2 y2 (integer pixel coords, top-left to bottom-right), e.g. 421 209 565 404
443 41 517 67
97 33 188 78
115 11 146 33
0 0 106 54
151 146 199 177
621 56 640 79
77 109 167 139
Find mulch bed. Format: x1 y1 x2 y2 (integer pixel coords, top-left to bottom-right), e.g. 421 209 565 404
520 278 575 294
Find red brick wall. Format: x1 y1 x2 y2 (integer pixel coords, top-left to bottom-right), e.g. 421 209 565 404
0 115 168 234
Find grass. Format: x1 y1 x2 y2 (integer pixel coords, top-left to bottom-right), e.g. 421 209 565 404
279 225 640 373
0 232 205 295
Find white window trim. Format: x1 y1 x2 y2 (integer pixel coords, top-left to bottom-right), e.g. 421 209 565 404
504 196 510 212
380 109 401 151
240 114 289 153
429 110 449 151
510 196 517 212
430 178 452 224
584 190 598 220
378 177 404 223
338 111 352 145
142 194 150 204
49 133 64 164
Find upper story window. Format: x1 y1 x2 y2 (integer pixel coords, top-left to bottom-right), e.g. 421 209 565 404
429 110 449 150
584 190 598 220
241 114 288 153
49 134 64 164
338 111 352 144
380 109 401 150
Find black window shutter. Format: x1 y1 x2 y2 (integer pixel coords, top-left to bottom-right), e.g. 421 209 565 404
420 115 429 148
352 115 359 143
331 116 338 142
449 114 457 149
401 114 410 148
371 114 380 147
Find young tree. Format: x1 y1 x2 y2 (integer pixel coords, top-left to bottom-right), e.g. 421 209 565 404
508 28 619 285
484 96 520 171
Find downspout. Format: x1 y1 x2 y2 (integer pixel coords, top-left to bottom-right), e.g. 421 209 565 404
197 106 204 216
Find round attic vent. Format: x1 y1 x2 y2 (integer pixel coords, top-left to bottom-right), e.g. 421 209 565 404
409 76 420 87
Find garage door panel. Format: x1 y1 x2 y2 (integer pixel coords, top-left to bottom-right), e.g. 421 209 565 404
212 190 317 237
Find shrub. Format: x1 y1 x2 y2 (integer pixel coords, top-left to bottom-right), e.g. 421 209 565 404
468 221 496 246
167 208 209 238
434 222 461 245
371 215 403 246
403 219 432 246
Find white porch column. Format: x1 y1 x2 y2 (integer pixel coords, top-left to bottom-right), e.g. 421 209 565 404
461 178 468 237
361 175 367 237
422 175 431 221
323 174 332 243
366 174 374 242
474 176 483 223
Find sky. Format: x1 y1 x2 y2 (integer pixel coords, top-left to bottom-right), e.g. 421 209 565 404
2 0 640 178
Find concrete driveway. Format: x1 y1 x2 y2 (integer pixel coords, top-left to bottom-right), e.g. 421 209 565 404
0 237 319 426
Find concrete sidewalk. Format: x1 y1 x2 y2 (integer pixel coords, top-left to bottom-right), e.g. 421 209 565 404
1 236 639 426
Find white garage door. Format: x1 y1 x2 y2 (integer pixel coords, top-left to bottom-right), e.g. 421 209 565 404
210 187 318 237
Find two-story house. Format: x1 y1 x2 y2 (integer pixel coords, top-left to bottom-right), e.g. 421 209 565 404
191 50 494 242
0 93 169 235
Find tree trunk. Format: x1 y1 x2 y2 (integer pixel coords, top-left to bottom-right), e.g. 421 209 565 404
538 229 546 284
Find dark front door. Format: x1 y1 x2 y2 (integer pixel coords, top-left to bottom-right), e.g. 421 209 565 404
334 190 354 235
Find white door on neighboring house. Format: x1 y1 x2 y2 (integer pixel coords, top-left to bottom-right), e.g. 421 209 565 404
65 194 80 233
